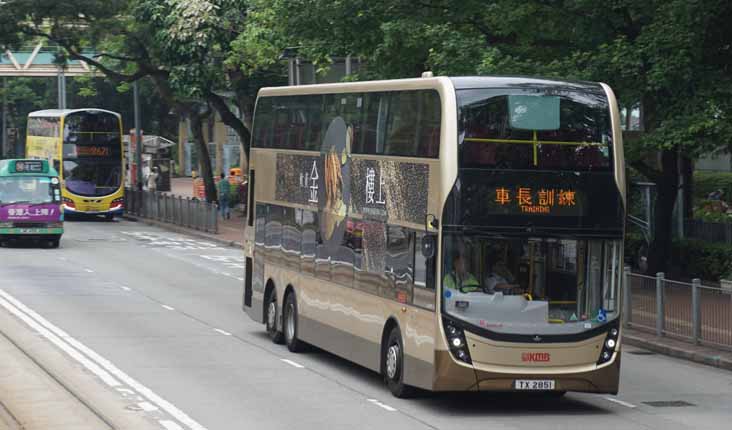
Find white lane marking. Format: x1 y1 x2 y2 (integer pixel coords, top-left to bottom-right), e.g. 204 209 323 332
138 401 159 412
162 305 175 311
0 289 209 430
213 328 232 336
120 286 132 291
84 268 94 273
605 397 637 408
280 359 305 369
367 399 397 412
159 421 184 430
116 388 135 395
236 277 244 281
0 296 121 387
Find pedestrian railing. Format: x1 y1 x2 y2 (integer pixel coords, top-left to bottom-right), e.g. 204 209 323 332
685 219 732 244
625 268 732 350
125 188 218 234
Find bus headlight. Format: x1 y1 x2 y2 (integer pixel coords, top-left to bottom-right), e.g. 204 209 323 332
597 322 620 365
443 318 472 365
110 197 124 209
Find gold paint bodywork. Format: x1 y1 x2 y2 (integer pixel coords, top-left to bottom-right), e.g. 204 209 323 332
243 77 624 394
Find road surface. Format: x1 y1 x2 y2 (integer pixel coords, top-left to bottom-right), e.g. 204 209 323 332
0 220 730 430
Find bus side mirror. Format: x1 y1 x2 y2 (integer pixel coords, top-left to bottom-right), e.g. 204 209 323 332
421 235 435 259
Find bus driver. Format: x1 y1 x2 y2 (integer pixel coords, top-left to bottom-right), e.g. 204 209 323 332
443 252 481 293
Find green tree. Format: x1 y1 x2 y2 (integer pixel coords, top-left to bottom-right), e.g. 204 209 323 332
1 0 285 202
245 0 732 274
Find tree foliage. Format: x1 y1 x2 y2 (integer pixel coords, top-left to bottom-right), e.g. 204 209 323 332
241 0 732 273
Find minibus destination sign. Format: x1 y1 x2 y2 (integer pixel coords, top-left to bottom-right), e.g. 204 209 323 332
12 160 46 173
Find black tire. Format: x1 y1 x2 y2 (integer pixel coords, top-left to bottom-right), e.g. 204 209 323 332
105 214 114 221
265 290 284 344
283 292 306 353
49 239 60 249
383 326 418 398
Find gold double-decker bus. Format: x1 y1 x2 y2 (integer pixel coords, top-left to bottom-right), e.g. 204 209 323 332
243 76 626 397
26 109 125 219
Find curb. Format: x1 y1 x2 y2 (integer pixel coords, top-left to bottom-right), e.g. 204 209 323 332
624 332 732 372
122 215 244 249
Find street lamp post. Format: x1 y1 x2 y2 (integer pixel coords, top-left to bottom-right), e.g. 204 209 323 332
134 80 143 190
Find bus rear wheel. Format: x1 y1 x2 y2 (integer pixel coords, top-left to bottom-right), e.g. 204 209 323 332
383 326 417 398
283 292 306 353
265 290 284 344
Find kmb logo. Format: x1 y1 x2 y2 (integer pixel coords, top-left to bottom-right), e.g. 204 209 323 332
522 352 551 362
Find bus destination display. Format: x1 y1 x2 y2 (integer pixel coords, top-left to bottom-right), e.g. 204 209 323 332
490 185 584 216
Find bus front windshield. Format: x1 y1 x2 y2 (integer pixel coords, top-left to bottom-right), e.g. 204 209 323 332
442 233 620 335
62 111 122 197
0 177 55 205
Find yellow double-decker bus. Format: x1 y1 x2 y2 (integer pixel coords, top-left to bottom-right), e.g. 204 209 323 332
26 109 125 219
242 76 626 397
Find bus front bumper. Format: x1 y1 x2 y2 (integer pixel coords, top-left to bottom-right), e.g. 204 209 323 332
434 350 621 394
63 206 124 216
0 227 64 236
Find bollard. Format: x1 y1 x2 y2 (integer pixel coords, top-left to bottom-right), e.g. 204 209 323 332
186 198 191 228
656 272 665 336
623 266 632 327
213 202 219 234
692 278 701 344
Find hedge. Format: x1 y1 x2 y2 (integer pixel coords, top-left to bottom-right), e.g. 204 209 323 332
624 234 732 282
694 171 732 201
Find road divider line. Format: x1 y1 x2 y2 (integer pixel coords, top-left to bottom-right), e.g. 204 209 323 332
605 397 637 408
120 286 132 291
84 269 94 273
213 328 232 336
367 399 397 412
0 296 121 387
138 402 159 412
280 359 305 369
161 305 175 311
159 421 184 430
0 288 209 430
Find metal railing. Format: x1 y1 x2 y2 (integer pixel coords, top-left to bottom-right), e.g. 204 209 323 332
125 188 218 234
624 268 732 349
686 219 732 244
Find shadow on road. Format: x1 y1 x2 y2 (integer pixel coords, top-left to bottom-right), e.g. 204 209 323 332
251 329 610 416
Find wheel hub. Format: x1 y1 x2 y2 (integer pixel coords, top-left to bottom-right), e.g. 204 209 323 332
286 303 295 341
386 344 399 380
267 301 276 329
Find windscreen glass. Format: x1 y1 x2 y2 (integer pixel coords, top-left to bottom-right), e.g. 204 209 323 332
62 112 122 196
0 177 54 204
459 88 612 171
442 233 620 335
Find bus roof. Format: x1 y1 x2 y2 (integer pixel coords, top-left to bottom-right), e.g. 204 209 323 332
256 75 605 97
449 76 604 91
27 108 121 119
0 159 59 177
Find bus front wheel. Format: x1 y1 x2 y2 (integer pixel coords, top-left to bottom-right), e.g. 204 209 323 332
265 290 284 344
283 292 306 353
383 326 417 398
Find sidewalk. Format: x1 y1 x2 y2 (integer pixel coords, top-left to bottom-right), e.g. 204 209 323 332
624 326 732 371
133 176 245 248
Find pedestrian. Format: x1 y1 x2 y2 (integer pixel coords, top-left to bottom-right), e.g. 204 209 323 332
217 172 231 220
146 166 159 193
